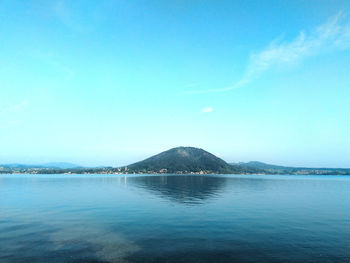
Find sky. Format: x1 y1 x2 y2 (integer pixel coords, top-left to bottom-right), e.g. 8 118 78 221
1 0 350 167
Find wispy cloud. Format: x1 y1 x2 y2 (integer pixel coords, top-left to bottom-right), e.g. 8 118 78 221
0 100 30 128
53 0 100 33
48 59 75 76
191 12 350 94
29 49 75 77
201 107 213 113
0 100 30 115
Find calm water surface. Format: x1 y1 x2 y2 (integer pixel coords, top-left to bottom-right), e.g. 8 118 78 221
1 174 349 263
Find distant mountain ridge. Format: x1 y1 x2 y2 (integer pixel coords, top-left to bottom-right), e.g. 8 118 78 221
0 162 81 169
235 161 350 174
125 148 350 175
1 147 349 175
234 161 288 170
42 162 81 169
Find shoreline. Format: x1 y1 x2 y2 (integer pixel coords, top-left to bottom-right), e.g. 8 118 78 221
1 172 350 176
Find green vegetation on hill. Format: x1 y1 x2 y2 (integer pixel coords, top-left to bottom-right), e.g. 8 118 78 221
235 161 350 175
127 147 236 174
1 147 349 175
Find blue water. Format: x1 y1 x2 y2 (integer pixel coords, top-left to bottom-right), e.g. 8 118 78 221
1 174 349 263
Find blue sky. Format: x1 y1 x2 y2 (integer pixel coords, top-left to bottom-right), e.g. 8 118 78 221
1 0 350 167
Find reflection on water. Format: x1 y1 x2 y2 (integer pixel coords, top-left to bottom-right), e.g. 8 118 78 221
127 175 227 205
1 174 350 263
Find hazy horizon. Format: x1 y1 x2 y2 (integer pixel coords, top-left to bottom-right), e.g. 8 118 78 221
1 1 350 168
1 145 349 169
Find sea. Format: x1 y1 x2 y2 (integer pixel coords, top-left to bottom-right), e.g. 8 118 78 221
0 174 349 263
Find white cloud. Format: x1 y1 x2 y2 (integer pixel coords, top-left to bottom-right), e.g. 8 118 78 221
201 107 213 113
239 12 350 86
0 100 29 115
53 0 101 33
0 100 30 128
191 12 350 93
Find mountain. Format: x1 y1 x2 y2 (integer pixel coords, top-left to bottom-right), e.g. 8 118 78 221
0 163 39 169
235 161 350 175
235 161 288 170
41 162 81 169
0 162 81 169
2 149 349 175
126 146 236 174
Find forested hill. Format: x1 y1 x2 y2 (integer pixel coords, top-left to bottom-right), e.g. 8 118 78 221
126 147 238 174
1 148 349 175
